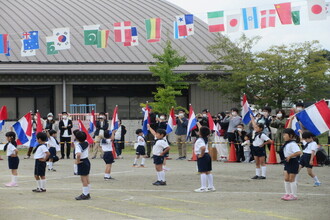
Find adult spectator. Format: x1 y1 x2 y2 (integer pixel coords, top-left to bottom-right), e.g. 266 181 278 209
270 109 286 163
92 112 108 159
44 112 58 132
234 124 246 162
226 108 242 143
59 112 73 159
114 120 127 159
175 110 188 160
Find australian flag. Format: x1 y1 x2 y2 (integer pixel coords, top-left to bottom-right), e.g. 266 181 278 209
23 31 39 50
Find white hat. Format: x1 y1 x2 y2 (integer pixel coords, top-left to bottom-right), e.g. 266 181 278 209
47 112 53 117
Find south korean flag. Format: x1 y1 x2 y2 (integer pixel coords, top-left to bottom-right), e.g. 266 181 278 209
53 27 70 50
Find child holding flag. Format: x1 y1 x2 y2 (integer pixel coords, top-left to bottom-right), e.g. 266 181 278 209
133 129 147 167
4 131 19 187
101 131 116 180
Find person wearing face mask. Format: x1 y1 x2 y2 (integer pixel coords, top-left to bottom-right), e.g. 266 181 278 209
233 124 246 162
270 110 286 163
175 110 188 160
92 112 109 159
44 113 58 132
59 112 73 159
226 108 242 144
114 119 126 159
199 109 209 128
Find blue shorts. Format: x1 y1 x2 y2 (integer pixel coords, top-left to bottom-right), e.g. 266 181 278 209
299 153 313 168
136 145 146 156
34 159 46 176
153 155 164 165
197 153 212 172
284 158 299 174
77 158 91 176
49 147 56 158
8 156 19 169
252 146 266 157
103 151 114 164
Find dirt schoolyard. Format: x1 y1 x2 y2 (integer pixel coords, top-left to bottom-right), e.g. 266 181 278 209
0 150 329 220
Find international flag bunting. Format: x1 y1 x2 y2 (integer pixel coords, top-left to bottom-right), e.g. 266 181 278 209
296 100 330 136
21 39 36 57
307 0 327 21
0 34 9 54
166 107 176 134
326 2 330 16
145 18 161 43
173 21 187 39
83 25 100 45
53 27 70 50
176 14 194 37
97 30 110 48
78 119 94 145
22 31 39 50
260 9 276 28
124 27 138 46
242 7 259 30
292 7 301 25
110 105 119 133
88 109 96 133
242 94 253 125
12 112 32 145
227 14 241 33
186 104 197 138
207 112 220 136
207 11 225 32
0 106 8 131
5 41 10 56
142 104 150 136
275 3 292 25
114 21 132 43
46 36 58 55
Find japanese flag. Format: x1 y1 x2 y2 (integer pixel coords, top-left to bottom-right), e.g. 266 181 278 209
308 0 327 20
53 27 70 50
226 14 241 33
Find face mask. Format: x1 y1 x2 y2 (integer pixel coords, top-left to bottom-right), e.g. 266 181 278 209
231 112 237 116
261 112 268 116
48 117 53 120
202 114 207 117
296 107 303 112
237 128 242 131
179 113 184 117
62 115 67 119
277 114 282 118
160 116 165 120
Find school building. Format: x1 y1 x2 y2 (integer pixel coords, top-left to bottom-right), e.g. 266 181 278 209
0 0 234 120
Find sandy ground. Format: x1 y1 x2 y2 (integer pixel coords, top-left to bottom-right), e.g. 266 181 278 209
0 153 329 220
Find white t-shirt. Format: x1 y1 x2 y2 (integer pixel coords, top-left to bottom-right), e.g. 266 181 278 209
75 142 89 159
194 138 209 155
137 136 145 146
47 136 60 151
152 138 169 156
283 141 301 158
101 139 113 152
302 140 318 154
6 143 17 157
34 144 49 159
252 133 270 147
62 119 70 137
115 126 122 140
242 140 251 152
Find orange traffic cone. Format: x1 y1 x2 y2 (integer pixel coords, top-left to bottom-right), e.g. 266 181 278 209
226 142 237 162
267 141 278 164
112 142 117 159
313 155 318 167
189 147 197 161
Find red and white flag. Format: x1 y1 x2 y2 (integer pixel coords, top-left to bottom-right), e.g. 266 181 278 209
275 2 292 25
307 0 327 20
78 119 94 145
226 14 241 33
207 112 220 136
114 21 132 43
260 9 276 28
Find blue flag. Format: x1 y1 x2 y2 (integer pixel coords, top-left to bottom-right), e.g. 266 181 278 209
242 7 259 30
23 31 39 50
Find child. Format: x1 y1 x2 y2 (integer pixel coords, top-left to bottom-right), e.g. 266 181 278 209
242 135 251 163
32 132 50 192
47 130 60 171
133 129 147 167
75 131 91 200
72 129 79 175
101 131 116 180
281 128 301 201
250 118 272 179
194 126 216 192
296 131 321 186
147 125 170 186
4 132 19 187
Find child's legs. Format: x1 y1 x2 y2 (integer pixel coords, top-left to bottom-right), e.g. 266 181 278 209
255 156 260 168
288 173 296 182
155 164 163 172
306 168 315 178
259 156 266 166
11 169 18 176
284 171 289 181
35 175 40 180
163 158 167 166
81 175 89 187
105 164 112 174
40 176 46 180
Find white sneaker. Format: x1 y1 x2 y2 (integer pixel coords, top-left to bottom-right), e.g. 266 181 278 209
194 187 208 193
207 187 216 192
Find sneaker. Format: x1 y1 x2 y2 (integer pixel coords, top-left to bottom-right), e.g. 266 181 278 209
33 188 45 193
176 157 183 160
313 182 321 187
75 193 90 200
251 175 259 179
91 156 96 159
152 181 162 185
207 187 216 192
74 172 78 175
194 187 208 193
40 188 46 192
139 165 145 168
132 164 139 167
159 181 167 186
5 182 18 187
281 194 290 200
104 177 114 180
284 194 298 201
24 156 30 159
181 156 186 160
48 168 56 172
258 176 266 180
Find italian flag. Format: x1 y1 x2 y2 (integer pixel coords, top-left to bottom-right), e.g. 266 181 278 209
207 11 225 32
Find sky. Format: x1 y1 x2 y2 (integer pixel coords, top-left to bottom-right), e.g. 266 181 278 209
167 0 330 51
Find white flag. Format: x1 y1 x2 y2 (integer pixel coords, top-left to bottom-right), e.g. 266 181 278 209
53 27 70 50
227 14 241 33
21 39 36 57
308 0 327 21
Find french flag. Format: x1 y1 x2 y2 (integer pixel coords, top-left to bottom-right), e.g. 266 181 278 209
296 100 330 136
13 112 32 145
242 94 253 125
78 119 94 145
186 104 197 138
142 104 150 136
0 105 8 131
88 109 96 134
166 107 176 134
291 117 302 135
207 112 220 136
110 105 119 133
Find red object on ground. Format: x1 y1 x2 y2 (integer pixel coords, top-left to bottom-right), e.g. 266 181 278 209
227 142 237 162
267 141 278 164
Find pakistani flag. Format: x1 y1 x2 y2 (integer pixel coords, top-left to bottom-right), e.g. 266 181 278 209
46 36 58 55
84 25 100 45
291 7 301 25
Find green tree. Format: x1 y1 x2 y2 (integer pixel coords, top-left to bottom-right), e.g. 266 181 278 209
143 40 189 113
199 34 330 109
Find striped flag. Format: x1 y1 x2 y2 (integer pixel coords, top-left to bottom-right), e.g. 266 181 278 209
142 104 150 136
145 18 161 43
207 11 225 32
97 30 110 48
0 34 9 54
166 107 177 134
186 104 197 138
13 112 32 145
88 109 96 133
110 105 119 133
114 21 132 43
242 94 253 125
242 7 259 30
78 119 94 145
0 106 8 131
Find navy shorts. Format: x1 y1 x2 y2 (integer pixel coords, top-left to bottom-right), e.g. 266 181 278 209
77 158 91 176
8 156 19 169
136 145 146 156
153 155 165 165
49 147 56 158
103 151 114 164
252 146 266 157
284 158 299 174
299 153 313 168
34 159 46 176
197 153 212 172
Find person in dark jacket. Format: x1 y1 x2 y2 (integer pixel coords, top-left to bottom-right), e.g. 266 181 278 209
234 124 246 162
114 120 126 159
59 112 73 159
92 112 109 159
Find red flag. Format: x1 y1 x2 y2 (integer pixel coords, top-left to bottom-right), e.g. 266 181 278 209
285 108 295 128
36 112 43 133
260 9 276 28
275 3 292 25
113 21 132 43
0 105 8 120
78 119 94 145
